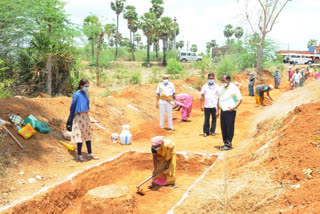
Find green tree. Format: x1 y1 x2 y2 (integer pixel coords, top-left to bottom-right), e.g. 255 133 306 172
123 5 138 61
224 24 234 44
135 34 142 48
83 15 101 61
139 42 144 50
111 0 126 61
0 0 78 96
178 40 184 50
104 23 116 44
139 13 158 64
234 26 244 41
150 0 164 19
190 44 198 52
307 39 317 48
109 38 115 47
157 17 175 65
151 35 160 59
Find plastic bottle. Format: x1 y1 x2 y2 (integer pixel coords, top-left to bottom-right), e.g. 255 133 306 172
119 125 132 145
16 125 21 131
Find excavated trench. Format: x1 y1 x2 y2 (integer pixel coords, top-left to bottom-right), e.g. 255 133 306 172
4 151 218 214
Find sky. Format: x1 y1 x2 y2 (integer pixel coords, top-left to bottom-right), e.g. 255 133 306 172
64 0 320 53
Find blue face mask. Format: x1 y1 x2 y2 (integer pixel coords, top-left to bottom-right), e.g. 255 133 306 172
83 86 89 92
208 79 214 84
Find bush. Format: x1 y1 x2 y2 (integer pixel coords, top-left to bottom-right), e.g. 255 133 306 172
0 80 13 98
166 58 184 77
112 66 129 84
214 57 236 80
194 56 214 77
148 67 161 83
129 70 142 85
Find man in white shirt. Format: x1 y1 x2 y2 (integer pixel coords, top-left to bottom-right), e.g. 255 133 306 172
156 74 176 131
200 73 220 137
292 68 302 89
218 74 242 151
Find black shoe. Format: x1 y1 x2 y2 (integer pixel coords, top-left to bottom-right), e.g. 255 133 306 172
220 145 231 151
211 133 216 136
203 133 208 137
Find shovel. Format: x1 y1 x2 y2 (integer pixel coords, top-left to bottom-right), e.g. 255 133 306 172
136 166 166 195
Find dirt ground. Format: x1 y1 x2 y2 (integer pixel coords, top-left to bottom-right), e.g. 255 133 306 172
0 64 319 213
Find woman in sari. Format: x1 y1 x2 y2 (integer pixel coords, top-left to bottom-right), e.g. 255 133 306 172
299 69 305 86
173 94 193 121
149 136 177 188
274 70 280 88
248 74 255 96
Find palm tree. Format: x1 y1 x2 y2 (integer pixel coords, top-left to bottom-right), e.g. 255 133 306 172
135 33 141 48
150 0 164 19
139 12 158 64
178 40 184 50
307 39 317 48
109 38 115 47
139 42 144 50
83 15 100 61
111 0 126 61
190 44 197 52
234 26 244 41
206 42 211 56
104 23 116 45
224 24 234 44
157 17 174 66
123 5 138 61
151 35 160 60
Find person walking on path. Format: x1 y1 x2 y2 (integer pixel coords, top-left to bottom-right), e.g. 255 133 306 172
156 74 176 131
217 74 242 151
274 70 281 88
200 73 220 137
292 68 302 89
300 69 306 86
248 73 255 96
149 136 177 189
173 94 193 121
255 84 274 106
67 78 99 162
288 66 293 81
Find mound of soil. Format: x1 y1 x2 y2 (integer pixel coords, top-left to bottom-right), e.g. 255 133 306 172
263 101 320 212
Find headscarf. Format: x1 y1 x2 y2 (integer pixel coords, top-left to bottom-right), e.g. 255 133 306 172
151 136 164 147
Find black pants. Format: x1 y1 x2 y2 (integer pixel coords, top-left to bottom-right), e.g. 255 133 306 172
203 108 217 134
77 141 92 156
220 110 237 147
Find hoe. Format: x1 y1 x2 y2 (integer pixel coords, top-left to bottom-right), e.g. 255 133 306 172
136 166 166 195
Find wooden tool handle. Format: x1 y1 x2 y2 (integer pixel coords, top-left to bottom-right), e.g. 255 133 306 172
4 126 23 149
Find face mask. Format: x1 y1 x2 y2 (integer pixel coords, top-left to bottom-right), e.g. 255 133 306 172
208 79 214 84
83 86 89 92
153 146 161 151
163 79 169 84
222 83 228 88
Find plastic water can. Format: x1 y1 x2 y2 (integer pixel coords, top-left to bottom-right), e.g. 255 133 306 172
120 125 132 145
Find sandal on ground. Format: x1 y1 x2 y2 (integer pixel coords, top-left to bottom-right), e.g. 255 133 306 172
76 155 86 162
87 154 100 160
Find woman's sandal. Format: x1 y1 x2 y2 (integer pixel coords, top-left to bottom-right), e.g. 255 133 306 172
87 154 100 160
76 155 86 162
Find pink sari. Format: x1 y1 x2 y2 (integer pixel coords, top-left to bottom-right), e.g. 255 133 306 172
174 94 193 121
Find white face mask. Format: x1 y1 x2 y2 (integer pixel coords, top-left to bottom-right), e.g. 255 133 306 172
163 79 169 84
222 83 228 88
